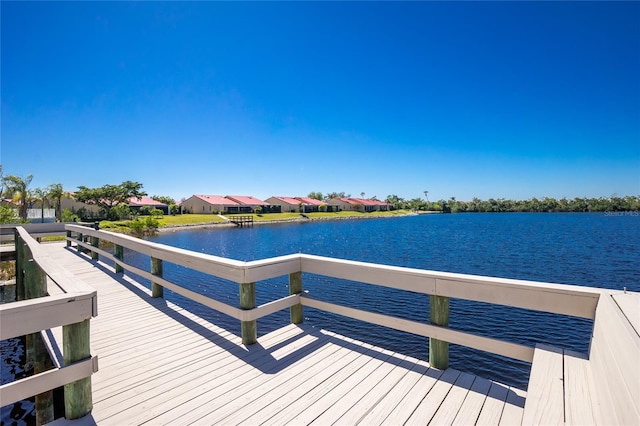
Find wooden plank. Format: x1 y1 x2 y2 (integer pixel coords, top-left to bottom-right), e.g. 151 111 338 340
301 253 438 294
405 367 462 425
266 342 390 424
613 292 640 337
522 343 564 425
94 326 296 402
135 326 316 424
429 371 476 425
476 381 509 425
244 254 300 282
499 386 526 425
589 294 640 425
452 375 492 425
301 295 534 362
380 367 445 425
244 294 300 322
563 350 596 425
290 344 397 425
299 254 601 319
203 342 363 424
104 327 335 425
0 357 96 407
358 359 433 424
0 293 94 340
309 347 404 423
331 354 415 425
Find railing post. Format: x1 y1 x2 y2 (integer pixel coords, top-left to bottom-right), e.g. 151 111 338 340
63 319 92 419
24 257 54 424
76 232 83 253
429 295 449 369
90 236 99 261
289 271 303 324
114 244 124 274
151 257 163 298
66 230 72 248
240 282 257 345
14 230 25 301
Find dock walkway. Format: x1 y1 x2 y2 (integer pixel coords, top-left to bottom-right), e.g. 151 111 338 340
44 243 526 425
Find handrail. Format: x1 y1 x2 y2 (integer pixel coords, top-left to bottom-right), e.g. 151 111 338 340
65 224 605 367
0 226 98 422
65 224 602 314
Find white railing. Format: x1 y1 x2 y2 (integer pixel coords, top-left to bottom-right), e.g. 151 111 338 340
0 227 98 422
65 224 603 366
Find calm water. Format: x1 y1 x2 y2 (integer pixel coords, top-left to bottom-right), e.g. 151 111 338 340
2 213 638 423
134 212 638 389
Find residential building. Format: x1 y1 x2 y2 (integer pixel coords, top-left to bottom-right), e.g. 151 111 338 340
327 197 391 212
327 197 363 212
128 196 169 215
266 196 302 213
181 195 239 214
294 197 326 213
225 195 274 213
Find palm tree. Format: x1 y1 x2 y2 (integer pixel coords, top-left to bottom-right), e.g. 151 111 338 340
48 183 64 222
423 190 429 202
32 187 48 223
2 174 33 220
360 192 365 199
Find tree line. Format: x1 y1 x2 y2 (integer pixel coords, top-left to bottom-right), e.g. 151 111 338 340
1 165 637 225
0 167 177 223
308 191 640 213
383 194 640 213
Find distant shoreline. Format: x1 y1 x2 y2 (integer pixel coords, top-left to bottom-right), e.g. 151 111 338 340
158 211 429 233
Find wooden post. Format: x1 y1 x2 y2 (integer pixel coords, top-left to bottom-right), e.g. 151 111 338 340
25 257 55 424
66 230 72 248
240 282 257 345
14 230 25 301
90 236 99 261
114 244 124 274
429 295 449 369
63 319 92 419
289 272 303 324
76 232 83 253
151 257 163 298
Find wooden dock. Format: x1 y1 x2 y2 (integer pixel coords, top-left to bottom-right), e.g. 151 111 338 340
228 215 254 227
42 243 526 425
2 224 638 425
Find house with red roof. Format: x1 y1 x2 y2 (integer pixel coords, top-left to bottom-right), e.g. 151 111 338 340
128 196 169 214
266 196 327 213
225 195 271 213
181 195 274 214
266 196 302 213
349 198 392 212
294 197 326 212
181 195 240 214
327 197 391 212
327 197 363 212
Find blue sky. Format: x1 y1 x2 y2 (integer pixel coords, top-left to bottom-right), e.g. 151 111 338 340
2 1 638 202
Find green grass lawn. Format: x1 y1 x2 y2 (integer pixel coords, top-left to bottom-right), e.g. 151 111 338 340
305 211 365 218
101 210 412 231
227 213 303 221
156 214 227 227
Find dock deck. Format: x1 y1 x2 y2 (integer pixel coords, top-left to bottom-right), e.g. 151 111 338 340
44 243 526 425
4 224 637 425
